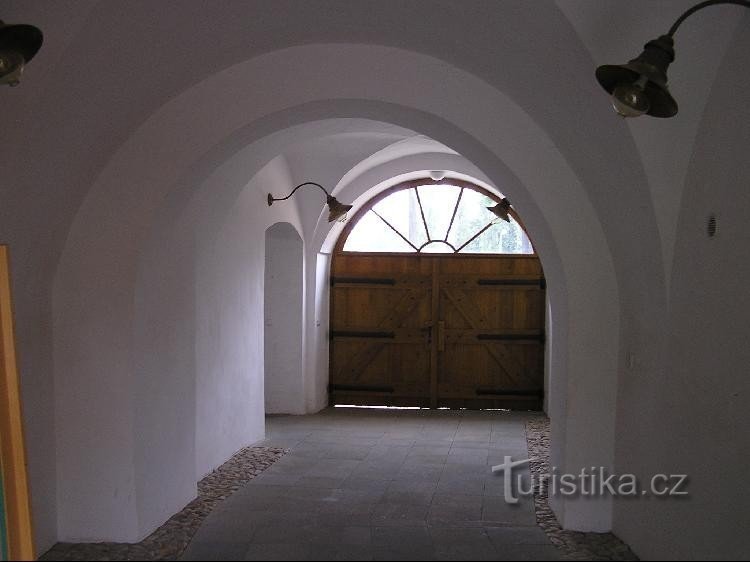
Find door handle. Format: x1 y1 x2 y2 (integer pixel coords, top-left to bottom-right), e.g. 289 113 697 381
437 320 446 352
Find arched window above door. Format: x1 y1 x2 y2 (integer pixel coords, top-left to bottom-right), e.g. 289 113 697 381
338 180 535 254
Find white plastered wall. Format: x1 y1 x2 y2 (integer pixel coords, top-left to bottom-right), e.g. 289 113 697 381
612 17 750 560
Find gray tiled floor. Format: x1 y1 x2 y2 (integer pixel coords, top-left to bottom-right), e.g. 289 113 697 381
181 407 560 561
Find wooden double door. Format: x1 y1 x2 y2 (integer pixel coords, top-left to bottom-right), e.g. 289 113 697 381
329 253 545 410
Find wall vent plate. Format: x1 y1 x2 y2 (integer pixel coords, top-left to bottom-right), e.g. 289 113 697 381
707 215 717 238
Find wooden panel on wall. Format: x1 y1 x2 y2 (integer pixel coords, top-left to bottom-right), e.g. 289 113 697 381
0 246 35 561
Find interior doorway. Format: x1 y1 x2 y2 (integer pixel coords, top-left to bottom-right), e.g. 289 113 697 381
329 179 545 410
264 222 304 414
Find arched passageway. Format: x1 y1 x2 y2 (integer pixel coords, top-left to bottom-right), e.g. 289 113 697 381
7 13 665 549
48 39 621 540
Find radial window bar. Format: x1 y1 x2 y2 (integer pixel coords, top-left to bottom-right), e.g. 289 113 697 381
455 220 496 253
342 183 534 255
444 186 465 243
414 186 432 241
370 209 420 252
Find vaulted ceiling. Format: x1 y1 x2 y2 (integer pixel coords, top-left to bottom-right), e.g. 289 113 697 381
1 0 744 282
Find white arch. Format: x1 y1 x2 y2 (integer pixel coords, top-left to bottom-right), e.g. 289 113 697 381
53 44 620 540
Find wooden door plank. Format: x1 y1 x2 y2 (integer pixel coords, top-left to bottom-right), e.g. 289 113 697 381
332 287 427 382
430 259 439 408
442 287 538 387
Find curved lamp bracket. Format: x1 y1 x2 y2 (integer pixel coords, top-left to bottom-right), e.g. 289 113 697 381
268 182 353 223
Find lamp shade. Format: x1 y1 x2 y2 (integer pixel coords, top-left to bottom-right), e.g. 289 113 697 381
595 35 678 118
0 20 43 86
326 195 353 223
487 198 512 223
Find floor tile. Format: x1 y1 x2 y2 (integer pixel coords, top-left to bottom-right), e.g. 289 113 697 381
370 503 430 525
243 543 313 561
372 526 433 548
341 477 393 493
305 544 374 561
485 526 552 546
182 541 252 561
481 496 538 525
492 544 562 561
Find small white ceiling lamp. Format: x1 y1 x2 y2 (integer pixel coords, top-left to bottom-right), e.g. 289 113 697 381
595 0 750 118
268 182 353 223
429 170 446 181
0 19 43 87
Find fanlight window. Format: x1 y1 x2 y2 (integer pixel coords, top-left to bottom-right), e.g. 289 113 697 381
342 183 535 254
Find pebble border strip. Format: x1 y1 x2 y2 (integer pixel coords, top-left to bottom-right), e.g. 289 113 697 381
525 417 639 561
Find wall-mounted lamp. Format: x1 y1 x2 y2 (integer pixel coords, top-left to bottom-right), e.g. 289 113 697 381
595 0 750 118
268 182 353 223
486 198 512 223
0 19 43 87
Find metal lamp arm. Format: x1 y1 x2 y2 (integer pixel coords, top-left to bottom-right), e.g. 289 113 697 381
668 0 750 36
269 182 331 203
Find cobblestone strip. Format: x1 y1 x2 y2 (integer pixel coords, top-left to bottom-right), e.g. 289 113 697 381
40 446 287 561
525 417 638 561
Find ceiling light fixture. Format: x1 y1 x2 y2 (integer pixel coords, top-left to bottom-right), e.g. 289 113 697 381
487 198 512 223
595 0 750 118
0 19 43 87
267 182 353 223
